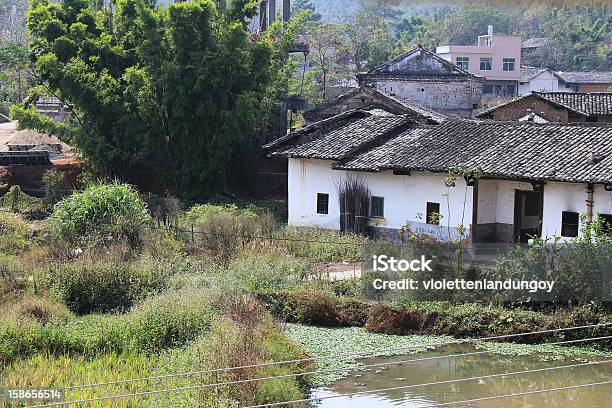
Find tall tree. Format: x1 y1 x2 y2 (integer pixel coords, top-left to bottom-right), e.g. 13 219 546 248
15 0 293 198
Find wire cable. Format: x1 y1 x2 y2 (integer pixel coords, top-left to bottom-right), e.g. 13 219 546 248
241 359 612 408
25 358 612 407
416 381 612 408
57 322 611 391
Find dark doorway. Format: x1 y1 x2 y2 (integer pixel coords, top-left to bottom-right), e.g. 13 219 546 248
514 190 543 243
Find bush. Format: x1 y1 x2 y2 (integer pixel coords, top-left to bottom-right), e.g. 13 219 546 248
47 258 170 314
49 181 151 248
0 212 32 254
226 254 309 292
189 205 276 261
364 304 425 335
184 203 258 224
279 227 370 262
2 296 74 325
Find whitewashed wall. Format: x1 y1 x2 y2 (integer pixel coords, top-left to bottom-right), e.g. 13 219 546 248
542 182 612 241
518 71 564 95
287 158 474 240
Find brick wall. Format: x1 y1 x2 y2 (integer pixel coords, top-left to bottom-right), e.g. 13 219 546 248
488 95 570 122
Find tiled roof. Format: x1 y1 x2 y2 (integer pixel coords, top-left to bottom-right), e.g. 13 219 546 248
555 71 612 84
534 92 612 116
520 66 550 82
334 120 612 184
476 92 612 118
264 109 414 160
303 86 448 125
363 46 481 79
521 37 549 48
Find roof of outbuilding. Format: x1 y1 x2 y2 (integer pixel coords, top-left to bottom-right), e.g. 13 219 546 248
555 71 612 84
303 86 448 125
519 66 550 82
476 92 612 118
334 120 612 184
264 109 414 161
521 37 549 49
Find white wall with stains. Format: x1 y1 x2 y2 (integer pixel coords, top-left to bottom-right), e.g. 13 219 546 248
287 158 474 240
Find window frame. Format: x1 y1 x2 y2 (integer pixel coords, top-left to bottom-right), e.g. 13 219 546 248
316 193 329 215
426 202 441 225
456 56 469 70
502 58 515 71
479 57 492 71
370 196 385 218
561 211 579 237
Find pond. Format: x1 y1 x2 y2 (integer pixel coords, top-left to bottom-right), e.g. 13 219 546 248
310 344 612 407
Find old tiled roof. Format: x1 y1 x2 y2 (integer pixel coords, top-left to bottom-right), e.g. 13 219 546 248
476 92 612 118
334 120 612 184
521 37 549 49
303 86 448 125
264 109 414 160
359 46 482 81
520 66 550 82
534 92 612 116
555 71 612 84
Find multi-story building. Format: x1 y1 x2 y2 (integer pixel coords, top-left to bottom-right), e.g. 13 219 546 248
436 26 521 97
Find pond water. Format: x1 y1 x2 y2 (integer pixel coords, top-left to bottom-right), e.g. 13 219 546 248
310 344 612 408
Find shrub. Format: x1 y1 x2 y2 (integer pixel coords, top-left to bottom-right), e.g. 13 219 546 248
2 296 74 326
47 258 169 314
0 212 32 254
190 207 276 261
364 304 425 335
42 170 66 211
279 227 370 262
184 203 258 224
226 253 309 292
49 181 151 247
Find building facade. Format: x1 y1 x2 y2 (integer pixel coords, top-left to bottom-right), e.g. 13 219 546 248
436 26 521 97
356 46 484 118
267 113 612 244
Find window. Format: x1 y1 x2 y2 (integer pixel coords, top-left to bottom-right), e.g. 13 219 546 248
456 57 469 70
561 211 579 237
504 84 516 96
480 57 492 70
502 58 515 71
426 202 441 225
316 193 329 214
483 84 494 94
599 214 612 233
370 196 384 218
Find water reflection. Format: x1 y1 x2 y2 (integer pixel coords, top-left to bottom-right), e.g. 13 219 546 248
311 344 612 407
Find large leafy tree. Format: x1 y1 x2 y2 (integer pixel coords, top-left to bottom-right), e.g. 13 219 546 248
14 0 291 198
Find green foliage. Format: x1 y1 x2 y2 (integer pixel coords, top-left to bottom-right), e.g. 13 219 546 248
0 185 41 214
47 258 170 315
41 169 66 211
226 253 309 292
280 227 370 262
0 289 217 363
0 42 29 103
0 211 32 254
184 203 258 224
49 181 151 247
24 0 293 198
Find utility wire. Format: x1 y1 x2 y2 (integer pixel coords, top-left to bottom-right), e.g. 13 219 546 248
419 380 612 408
57 323 611 391
25 359 612 408
241 360 612 408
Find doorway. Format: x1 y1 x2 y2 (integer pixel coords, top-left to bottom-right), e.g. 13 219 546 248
513 190 543 243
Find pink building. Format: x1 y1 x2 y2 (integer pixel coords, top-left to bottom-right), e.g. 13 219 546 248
436 26 521 97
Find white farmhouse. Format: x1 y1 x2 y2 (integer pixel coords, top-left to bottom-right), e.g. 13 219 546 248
265 110 612 243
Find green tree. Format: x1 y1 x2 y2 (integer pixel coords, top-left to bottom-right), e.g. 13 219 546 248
14 0 292 198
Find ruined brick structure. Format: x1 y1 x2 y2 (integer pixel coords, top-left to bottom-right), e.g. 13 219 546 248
356 46 484 118
477 92 612 123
